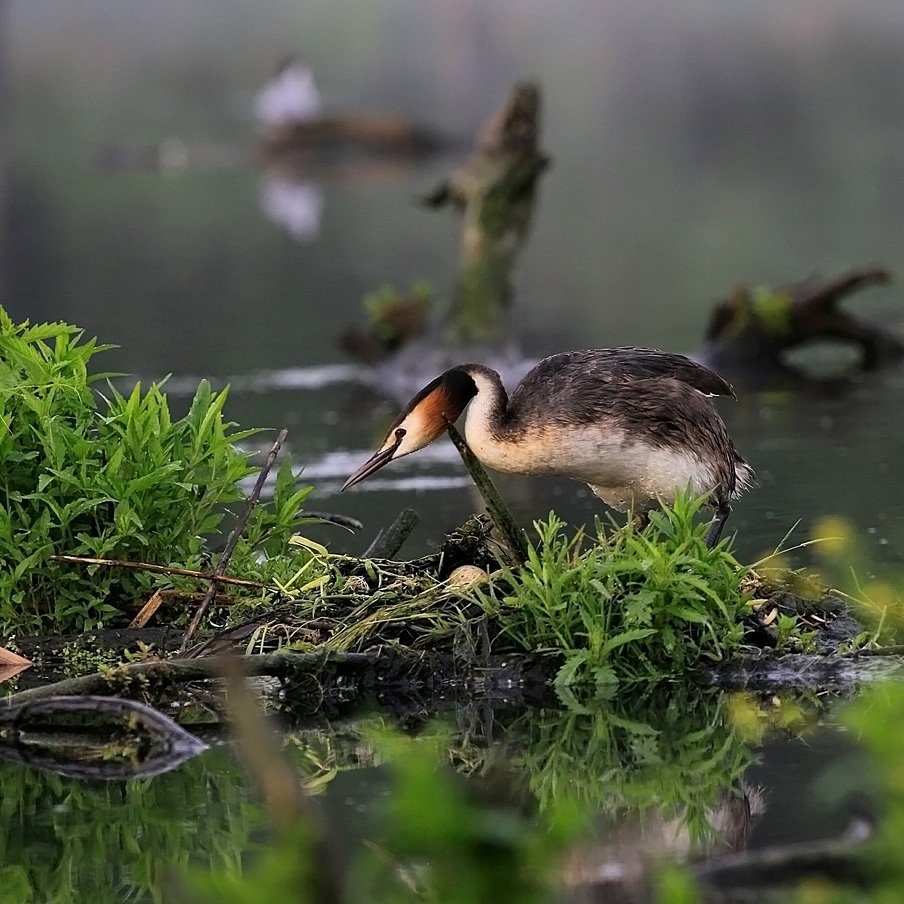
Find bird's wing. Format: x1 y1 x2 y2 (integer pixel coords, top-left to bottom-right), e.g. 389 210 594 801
532 348 736 398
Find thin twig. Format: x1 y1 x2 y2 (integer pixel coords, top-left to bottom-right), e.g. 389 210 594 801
446 422 528 564
129 589 164 629
180 428 288 653
50 555 274 590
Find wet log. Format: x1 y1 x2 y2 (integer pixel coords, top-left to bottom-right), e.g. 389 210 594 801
702 267 904 374
0 649 555 714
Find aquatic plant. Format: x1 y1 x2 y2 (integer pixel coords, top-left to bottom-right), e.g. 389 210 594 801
0 307 314 634
473 493 749 688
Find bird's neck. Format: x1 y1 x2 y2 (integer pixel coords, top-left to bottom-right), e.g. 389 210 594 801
460 367 521 471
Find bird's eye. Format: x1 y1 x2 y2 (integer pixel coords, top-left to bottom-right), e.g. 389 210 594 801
395 428 406 441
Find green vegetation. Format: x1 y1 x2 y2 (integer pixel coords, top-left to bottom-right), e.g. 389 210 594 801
362 280 433 344
0 307 315 635
474 495 749 689
0 306 829 695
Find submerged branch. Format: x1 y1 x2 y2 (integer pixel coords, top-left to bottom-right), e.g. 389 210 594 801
695 816 873 890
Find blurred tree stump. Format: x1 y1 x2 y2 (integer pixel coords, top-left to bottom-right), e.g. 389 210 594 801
423 81 550 344
703 267 904 373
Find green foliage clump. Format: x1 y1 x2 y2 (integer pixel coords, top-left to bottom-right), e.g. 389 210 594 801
361 280 433 348
751 285 794 338
475 494 749 688
0 308 311 634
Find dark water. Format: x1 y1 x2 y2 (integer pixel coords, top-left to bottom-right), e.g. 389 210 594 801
2 1 904 898
5 1 904 574
0 693 871 903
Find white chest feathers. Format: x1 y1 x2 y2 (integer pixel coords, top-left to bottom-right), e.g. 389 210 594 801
463 411 719 513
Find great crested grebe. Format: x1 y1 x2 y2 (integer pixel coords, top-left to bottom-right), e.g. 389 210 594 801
343 348 755 546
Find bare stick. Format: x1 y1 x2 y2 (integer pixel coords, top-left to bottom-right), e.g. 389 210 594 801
363 508 420 559
180 428 288 653
446 422 528 565
50 555 274 590
219 657 344 903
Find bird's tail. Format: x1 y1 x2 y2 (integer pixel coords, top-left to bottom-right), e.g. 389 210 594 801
732 458 756 497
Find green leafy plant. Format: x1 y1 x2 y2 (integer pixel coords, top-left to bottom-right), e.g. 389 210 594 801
474 494 749 687
0 307 314 634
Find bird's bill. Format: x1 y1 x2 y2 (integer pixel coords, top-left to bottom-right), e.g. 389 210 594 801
341 442 400 491
342 370 475 492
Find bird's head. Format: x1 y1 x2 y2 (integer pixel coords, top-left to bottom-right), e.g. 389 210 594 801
342 367 478 491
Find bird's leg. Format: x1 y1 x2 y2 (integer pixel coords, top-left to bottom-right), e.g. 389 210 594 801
705 503 732 548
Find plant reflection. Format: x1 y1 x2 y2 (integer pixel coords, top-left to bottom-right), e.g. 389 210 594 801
0 685 829 903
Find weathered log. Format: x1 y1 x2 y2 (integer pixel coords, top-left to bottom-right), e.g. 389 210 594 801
424 81 550 343
702 267 903 374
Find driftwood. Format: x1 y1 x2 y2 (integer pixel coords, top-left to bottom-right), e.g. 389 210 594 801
340 81 550 361
424 80 550 343
0 694 207 780
703 267 904 374
261 115 440 164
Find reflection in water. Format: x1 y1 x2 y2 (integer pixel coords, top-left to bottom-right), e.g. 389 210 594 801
258 173 324 242
0 680 861 902
0 695 208 782
0 746 257 904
